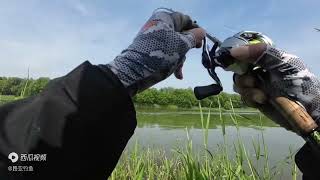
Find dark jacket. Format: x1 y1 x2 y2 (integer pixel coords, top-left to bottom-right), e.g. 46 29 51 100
295 142 320 180
0 61 136 180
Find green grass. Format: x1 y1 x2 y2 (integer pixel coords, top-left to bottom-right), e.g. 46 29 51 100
0 95 18 105
136 104 258 113
0 71 29 105
110 99 298 180
0 95 295 179
0 95 298 179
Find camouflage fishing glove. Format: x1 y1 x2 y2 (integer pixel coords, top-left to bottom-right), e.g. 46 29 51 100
233 44 320 131
105 9 205 96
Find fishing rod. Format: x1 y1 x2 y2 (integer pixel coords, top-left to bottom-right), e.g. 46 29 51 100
153 7 320 152
194 30 320 154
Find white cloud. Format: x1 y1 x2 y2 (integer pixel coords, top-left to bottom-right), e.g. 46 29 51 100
71 0 90 16
0 1 139 79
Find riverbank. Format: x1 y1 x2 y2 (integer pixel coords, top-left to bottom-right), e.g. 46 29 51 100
111 138 299 180
110 108 302 179
0 95 20 105
1 94 302 179
135 104 258 112
1 94 257 113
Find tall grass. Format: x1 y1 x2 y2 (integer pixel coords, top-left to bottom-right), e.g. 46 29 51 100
109 100 298 180
20 67 30 98
0 95 16 105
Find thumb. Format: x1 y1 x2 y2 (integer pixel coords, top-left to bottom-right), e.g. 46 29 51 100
185 28 206 48
230 43 267 63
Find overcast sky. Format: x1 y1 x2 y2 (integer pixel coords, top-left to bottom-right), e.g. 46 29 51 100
1 0 319 92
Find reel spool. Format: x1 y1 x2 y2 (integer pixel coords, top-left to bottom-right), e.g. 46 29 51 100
194 31 274 100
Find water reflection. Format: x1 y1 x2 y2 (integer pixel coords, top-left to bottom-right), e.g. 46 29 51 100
136 112 277 129
126 111 305 179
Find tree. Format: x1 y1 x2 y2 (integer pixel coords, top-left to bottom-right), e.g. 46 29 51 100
132 88 244 109
0 77 25 95
0 76 245 109
25 78 50 96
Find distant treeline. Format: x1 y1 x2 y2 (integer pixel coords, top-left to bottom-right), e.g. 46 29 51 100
0 77 50 97
0 77 245 109
133 88 244 109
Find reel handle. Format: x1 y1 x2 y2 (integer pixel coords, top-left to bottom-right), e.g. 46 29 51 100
194 84 222 100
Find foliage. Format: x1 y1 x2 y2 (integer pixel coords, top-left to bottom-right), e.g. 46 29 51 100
0 77 26 96
0 77 50 97
0 95 17 105
134 88 245 109
0 76 245 109
24 77 50 96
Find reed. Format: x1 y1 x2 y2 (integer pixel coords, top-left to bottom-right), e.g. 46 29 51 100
110 100 298 180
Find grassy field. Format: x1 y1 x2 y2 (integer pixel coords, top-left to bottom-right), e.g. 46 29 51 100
0 95 18 105
135 103 258 113
110 138 297 180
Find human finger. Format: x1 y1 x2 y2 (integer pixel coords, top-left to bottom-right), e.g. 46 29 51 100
233 74 257 88
236 87 267 105
185 28 206 48
229 43 267 63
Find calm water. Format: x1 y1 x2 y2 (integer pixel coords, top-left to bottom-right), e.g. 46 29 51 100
126 110 305 179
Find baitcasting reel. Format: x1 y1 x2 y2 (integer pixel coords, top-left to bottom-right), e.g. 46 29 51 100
194 31 274 100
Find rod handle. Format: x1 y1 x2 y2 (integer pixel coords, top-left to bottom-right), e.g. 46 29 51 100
269 97 318 135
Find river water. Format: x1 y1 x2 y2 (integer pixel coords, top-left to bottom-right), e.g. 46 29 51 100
126 110 305 179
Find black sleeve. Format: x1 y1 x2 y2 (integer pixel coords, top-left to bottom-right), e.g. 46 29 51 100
0 61 137 180
295 143 320 180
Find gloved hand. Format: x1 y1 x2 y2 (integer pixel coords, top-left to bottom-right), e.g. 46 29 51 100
106 8 205 96
231 44 320 132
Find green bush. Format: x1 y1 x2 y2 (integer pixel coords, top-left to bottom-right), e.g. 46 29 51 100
0 77 50 97
0 76 245 109
134 88 245 109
